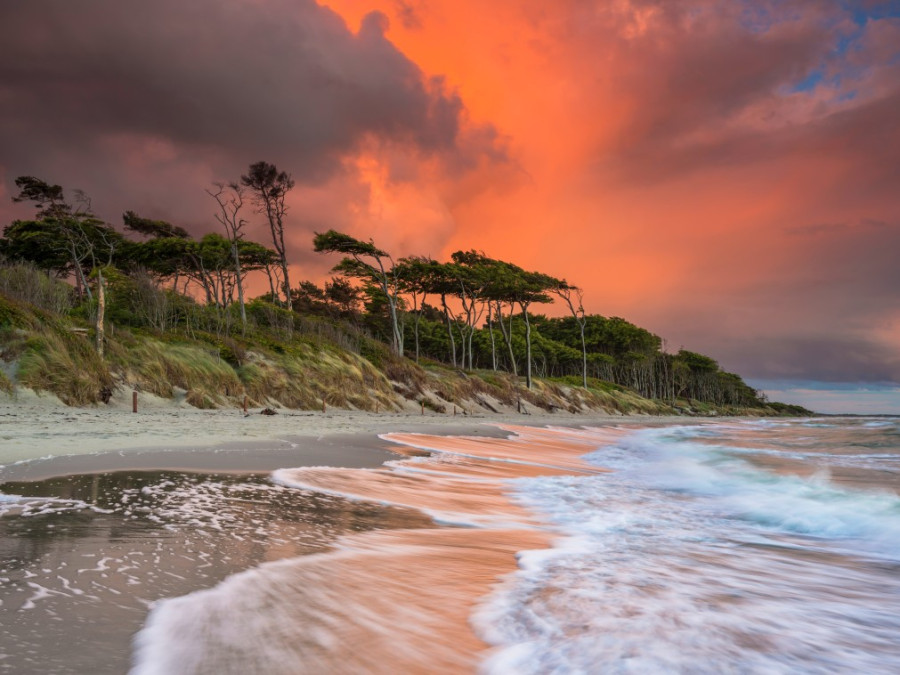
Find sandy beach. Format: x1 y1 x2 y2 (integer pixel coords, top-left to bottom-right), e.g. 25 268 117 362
5 396 900 673
0 389 643 478
0 392 649 673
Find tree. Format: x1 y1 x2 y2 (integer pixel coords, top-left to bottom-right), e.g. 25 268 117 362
396 256 441 363
122 211 190 240
551 280 588 388
11 176 122 356
510 269 556 389
240 161 294 305
481 259 527 376
450 251 493 370
207 182 249 333
313 230 404 356
11 177 121 302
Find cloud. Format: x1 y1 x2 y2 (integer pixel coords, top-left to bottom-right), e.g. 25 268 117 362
0 0 505 253
0 1 475 168
3 0 899 388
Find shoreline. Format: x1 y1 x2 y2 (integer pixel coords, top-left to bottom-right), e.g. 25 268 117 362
0 400 731 672
0 397 689 480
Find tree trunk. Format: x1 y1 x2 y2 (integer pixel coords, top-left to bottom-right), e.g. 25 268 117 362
487 303 497 371
95 270 105 358
441 294 457 368
580 323 588 388
231 244 247 334
521 302 532 389
413 307 422 364
495 301 517 376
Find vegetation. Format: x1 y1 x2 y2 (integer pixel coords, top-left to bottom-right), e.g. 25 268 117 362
0 170 809 416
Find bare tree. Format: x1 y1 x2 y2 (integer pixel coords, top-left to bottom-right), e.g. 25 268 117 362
552 281 589 388
207 182 248 333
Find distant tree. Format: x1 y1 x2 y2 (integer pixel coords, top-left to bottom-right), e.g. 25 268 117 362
396 256 441 363
10 176 122 356
122 211 190 240
292 279 327 315
240 161 294 306
511 269 556 389
10 177 121 302
313 230 404 356
551 280 588 388
324 277 363 319
207 182 249 333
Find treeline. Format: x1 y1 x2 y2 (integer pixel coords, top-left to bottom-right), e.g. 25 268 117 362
1 167 768 409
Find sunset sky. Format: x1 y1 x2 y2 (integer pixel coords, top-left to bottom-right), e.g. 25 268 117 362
1 0 898 413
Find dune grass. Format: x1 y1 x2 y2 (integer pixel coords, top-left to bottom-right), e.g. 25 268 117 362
15 329 113 405
0 288 775 416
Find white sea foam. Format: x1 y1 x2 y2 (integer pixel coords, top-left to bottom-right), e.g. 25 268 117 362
124 420 900 674
476 420 900 673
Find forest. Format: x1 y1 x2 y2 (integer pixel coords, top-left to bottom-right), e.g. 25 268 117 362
0 165 806 415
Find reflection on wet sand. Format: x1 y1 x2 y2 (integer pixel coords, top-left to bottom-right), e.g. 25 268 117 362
0 471 432 674
140 424 624 674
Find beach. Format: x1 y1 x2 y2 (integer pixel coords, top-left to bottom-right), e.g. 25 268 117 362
0 395 635 673
3 399 900 673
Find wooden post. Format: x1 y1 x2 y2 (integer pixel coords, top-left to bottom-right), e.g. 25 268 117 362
453 405 456 416
421 401 425 415
132 391 138 413
243 395 248 413
323 399 327 413
375 401 379 414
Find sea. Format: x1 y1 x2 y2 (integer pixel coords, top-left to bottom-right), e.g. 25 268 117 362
2 417 900 673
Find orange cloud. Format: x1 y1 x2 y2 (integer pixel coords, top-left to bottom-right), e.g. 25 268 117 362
320 1 900 382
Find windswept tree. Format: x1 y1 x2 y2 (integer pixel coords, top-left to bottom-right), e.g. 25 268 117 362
450 250 493 370
10 177 121 301
10 176 122 356
240 161 294 305
313 229 404 356
551 280 589 388
396 256 441 363
419 261 464 367
482 259 527 376
511 269 557 389
122 211 190 240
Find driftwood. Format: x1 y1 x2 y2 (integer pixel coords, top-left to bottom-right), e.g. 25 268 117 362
260 407 278 416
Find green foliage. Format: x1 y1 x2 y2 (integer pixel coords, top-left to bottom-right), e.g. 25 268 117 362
122 211 190 239
0 174 805 415
676 350 719 372
313 229 385 257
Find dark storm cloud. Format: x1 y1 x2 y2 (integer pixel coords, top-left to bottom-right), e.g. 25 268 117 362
720 335 900 382
0 0 479 176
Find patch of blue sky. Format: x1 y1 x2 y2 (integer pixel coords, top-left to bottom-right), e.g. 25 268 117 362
748 379 900 415
788 69 824 93
845 0 900 25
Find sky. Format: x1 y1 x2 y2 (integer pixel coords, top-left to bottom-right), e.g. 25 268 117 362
1 0 898 413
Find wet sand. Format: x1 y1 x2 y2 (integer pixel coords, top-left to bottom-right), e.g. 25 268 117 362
136 424 628 673
0 400 663 673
